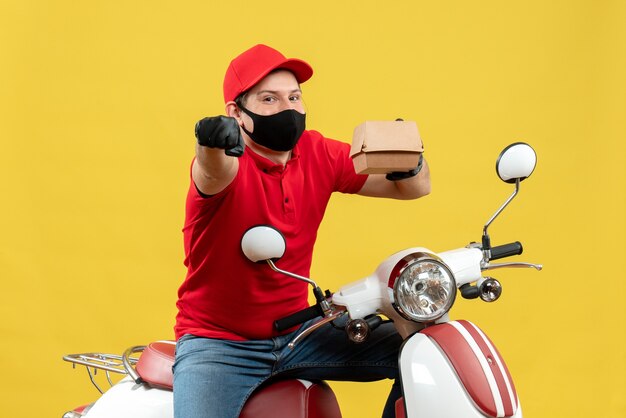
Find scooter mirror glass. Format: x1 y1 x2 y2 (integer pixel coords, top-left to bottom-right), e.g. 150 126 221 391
241 225 286 262
496 142 537 184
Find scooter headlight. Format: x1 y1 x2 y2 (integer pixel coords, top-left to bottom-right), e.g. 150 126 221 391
390 253 456 322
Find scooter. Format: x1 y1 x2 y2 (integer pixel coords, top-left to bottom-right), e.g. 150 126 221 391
63 142 540 418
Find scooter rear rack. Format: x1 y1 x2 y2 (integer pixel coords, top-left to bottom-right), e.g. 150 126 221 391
63 350 141 394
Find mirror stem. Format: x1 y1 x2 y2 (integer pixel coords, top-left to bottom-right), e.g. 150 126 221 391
482 179 520 259
266 259 318 288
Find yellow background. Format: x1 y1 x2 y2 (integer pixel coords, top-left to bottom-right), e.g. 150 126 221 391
1 0 625 416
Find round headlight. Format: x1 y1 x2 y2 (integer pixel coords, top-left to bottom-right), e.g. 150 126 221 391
390 253 456 322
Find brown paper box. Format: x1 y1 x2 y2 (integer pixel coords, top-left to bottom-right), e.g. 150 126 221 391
350 121 424 174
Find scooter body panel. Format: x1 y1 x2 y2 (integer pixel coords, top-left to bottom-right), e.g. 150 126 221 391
83 377 172 418
399 321 521 418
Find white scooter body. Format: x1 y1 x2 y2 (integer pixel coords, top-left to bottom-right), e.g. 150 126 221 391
332 246 522 418
399 323 521 418
80 378 172 418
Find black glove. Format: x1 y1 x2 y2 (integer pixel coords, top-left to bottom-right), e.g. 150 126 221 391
386 153 424 181
194 116 244 157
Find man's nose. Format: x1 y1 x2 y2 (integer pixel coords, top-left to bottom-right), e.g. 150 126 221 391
278 97 299 111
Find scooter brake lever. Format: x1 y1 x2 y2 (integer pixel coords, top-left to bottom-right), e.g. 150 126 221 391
287 307 347 350
484 262 543 271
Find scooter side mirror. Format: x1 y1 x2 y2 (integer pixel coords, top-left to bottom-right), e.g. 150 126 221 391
241 225 321 292
241 225 286 263
481 142 538 259
496 142 537 184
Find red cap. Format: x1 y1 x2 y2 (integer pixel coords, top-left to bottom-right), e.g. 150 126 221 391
223 44 313 103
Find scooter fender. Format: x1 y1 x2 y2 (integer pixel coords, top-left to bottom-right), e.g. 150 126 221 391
399 320 521 418
83 377 172 418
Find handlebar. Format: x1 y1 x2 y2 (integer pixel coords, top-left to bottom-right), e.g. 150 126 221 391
274 305 324 332
489 241 523 260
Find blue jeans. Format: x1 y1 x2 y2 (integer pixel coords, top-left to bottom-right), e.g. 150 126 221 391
173 318 402 418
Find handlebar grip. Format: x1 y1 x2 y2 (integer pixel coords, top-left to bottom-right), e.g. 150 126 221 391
490 241 523 260
274 305 323 332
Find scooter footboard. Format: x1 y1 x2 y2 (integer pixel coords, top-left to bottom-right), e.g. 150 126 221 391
399 320 521 418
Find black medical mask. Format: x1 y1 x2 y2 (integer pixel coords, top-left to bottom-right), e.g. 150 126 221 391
240 107 306 152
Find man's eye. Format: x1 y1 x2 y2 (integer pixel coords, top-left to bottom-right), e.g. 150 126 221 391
263 96 276 103
289 95 301 102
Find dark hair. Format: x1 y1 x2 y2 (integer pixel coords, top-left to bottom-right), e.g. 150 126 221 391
234 93 247 109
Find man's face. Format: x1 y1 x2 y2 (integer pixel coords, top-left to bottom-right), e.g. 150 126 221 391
242 70 305 116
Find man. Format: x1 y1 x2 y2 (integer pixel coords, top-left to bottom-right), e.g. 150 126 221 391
173 44 430 418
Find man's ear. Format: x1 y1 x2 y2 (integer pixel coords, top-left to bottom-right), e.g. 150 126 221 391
225 102 243 125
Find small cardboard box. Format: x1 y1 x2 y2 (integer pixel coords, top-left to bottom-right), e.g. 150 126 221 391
350 121 424 174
